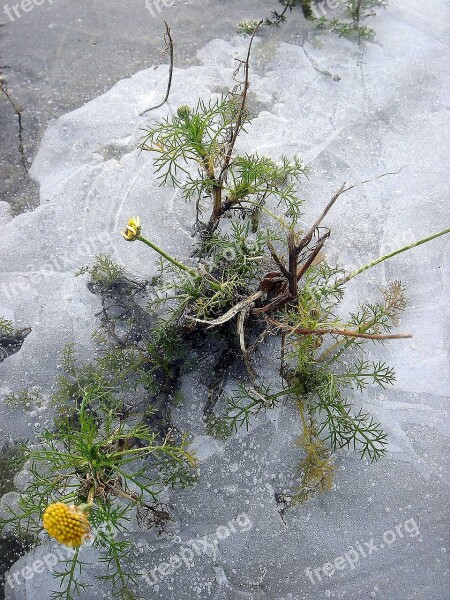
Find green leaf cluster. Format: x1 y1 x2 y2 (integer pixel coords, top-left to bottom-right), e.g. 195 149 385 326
1 343 197 599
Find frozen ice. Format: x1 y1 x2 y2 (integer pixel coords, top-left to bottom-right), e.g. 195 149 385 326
1 0 449 598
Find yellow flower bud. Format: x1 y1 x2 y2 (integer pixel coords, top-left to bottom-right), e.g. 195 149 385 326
121 216 141 242
43 502 90 547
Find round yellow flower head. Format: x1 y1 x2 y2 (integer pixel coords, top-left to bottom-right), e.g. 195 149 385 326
121 216 141 242
43 502 90 547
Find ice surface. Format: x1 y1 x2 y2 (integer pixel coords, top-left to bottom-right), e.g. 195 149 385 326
1 0 449 598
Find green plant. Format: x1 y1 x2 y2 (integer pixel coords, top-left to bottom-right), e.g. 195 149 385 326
140 27 308 235
0 80 27 173
238 1 312 31
237 20 262 35
0 443 34 600
1 343 197 600
314 0 388 40
0 316 14 337
0 317 31 364
123 34 449 507
77 253 125 289
237 0 389 42
141 101 309 233
4 388 45 411
0 442 26 497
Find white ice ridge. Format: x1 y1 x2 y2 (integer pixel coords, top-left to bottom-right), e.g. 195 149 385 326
1 1 449 598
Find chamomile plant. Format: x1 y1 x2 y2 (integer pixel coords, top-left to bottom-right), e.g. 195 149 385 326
122 31 449 506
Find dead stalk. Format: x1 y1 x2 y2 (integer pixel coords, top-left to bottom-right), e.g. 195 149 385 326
140 21 174 116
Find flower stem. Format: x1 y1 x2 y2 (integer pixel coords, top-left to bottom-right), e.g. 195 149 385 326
137 235 222 291
343 227 450 283
137 235 199 277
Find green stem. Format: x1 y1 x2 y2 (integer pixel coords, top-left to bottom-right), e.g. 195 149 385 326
137 234 222 291
137 235 197 276
79 499 94 512
343 227 450 283
62 547 80 600
267 386 302 401
109 446 157 459
296 394 309 434
111 443 183 461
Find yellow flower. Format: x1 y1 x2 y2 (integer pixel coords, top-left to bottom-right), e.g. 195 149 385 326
121 216 141 241
43 502 90 547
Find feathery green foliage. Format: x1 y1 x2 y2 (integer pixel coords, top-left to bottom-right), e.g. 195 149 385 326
0 316 14 337
140 56 309 234
1 343 197 599
4 388 45 411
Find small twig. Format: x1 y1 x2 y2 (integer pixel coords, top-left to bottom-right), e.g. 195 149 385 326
287 230 298 296
353 0 363 23
0 80 27 171
268 319 412 340
219 21 262 181
275 2 291 22
140 21 174 116
237 308 256 381
296 230 330 281
252 290 292 315
301 42 341 82
296 169 405 255
296 184 345 255
267 238 291 281
247 324 273 354
206 23 262 233
265 0 294 27
109 485 139 504
280 331 286 365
